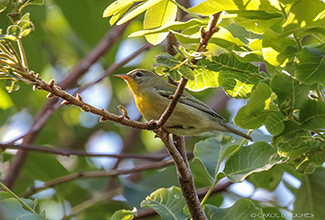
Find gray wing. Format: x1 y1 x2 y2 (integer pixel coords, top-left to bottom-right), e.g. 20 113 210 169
155 84 226 121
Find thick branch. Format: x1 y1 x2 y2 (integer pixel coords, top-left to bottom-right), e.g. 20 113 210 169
158 131 207 220
20 159 174 198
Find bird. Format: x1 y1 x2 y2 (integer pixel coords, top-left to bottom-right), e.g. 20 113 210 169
115 69 252 141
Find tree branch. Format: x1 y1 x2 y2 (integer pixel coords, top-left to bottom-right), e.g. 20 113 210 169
150 12 222 220
20 159 174 198
0 143 169 161
2 22 131 188
158 131 206 220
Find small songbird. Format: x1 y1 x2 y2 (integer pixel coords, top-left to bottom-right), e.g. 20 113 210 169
115 69 252 141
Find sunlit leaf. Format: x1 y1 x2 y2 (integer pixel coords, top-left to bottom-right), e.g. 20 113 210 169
244 83 271 115
224 142 282 182
221 22 263 45
204 53 261 98
130 19 207 37
188 0 238 16
0 87 13 109
117 0 163 25
109 3 133 25
186 65 218 91
103 0 137 18
111 208 137 220
143 0 177 45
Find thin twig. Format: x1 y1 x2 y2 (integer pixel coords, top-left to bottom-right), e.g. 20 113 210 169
3 22 131 188
0 143 169 161
20 159 174 198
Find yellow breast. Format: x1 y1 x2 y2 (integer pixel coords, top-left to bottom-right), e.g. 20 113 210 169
134 95 165 120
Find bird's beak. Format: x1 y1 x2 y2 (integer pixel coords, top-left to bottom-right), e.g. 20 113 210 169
114 74 131 80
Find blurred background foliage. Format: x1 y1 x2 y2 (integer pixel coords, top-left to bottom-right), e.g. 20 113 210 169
0 0 325 219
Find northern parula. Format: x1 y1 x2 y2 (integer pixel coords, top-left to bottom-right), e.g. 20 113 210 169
115 69 252 141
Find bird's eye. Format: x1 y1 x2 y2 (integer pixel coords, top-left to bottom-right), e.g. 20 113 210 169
135 71 143 77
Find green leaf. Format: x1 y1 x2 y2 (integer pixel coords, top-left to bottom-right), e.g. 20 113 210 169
0 0 9 13
17 13 34 37
295 47 325 85
143 0 177 45
190 158 215 187
203 199 264 220
130 19 208 38
248 165 283 191
109 3 133 25
224 142 282 182
245 83 271 115
234 105 268 129
294 168 325 219
141 187 189 220
295 160 316 175
111 208 137 220
0 192 45 220
207 53 261 98
193 137 230 179
0 87 13 109
270 73 315 113
186 58 219 91
6 25 20 41
188 0 238 16
177 65 194 80
154 52 180 68
264 112 286 136
103 0 136 18
26 0 44 5
289 0 325 28
117 0 163 25
300 100 325 130
273 121 310 157
233 16 284 35
221 22 263 45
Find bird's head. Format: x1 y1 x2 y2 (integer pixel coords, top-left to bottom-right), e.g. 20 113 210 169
115 69 164 93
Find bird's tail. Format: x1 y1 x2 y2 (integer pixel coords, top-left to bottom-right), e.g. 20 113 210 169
223 123 253 141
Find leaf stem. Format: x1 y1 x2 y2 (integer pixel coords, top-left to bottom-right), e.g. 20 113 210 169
200 178 219 206
17 38 29 71
0 181 37 215
294 34 302 50
314 130 325 140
